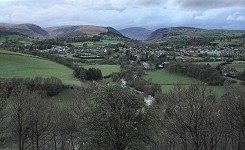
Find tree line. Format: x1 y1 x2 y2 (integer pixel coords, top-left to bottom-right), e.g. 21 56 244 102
0 81 245 150
0 83 153 150
0 77 63 97
166 63 225 85
151 84 245 150
64 35 102 43
73 67 103 81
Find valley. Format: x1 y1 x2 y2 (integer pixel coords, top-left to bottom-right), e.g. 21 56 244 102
0 22 244 149
0 23 244 95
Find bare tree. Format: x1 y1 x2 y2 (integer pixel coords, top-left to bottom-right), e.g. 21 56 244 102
10 85 33 150
71 84 153 150
28 97 56 150
0 82 8 148
222 86 245 149
158 85 223 150
10 85 56 150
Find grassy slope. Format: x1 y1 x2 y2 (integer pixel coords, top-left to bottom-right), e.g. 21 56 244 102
82 64 120 76
152 29 245 44
0 49 80 85
71 34 126 48
194 61 224 67
0 31 30 44
226 61 245 72
144 70 200 92
143 69 224 96
0 34 22 42
71 39 124 48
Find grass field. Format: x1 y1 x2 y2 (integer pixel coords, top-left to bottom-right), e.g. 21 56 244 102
194 61 224 67
82 64 120 76
143 69 224 96
0 35 23 43
0 49 80 85
71 39 124 48
226 61 245 72
143 70 200 92
212 39 245 46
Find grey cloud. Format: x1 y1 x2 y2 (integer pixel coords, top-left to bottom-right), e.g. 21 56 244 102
126 0 163 6
0 0 244 30
174 0 245 9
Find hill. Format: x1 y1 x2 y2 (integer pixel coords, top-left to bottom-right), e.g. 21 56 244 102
45 25 124 38
147 27 245 42
0 30 28 43
0 49 80 85
0 23 49 39
119 27 152 40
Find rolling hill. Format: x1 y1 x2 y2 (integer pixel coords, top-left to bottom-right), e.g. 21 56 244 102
0 23 49 39
45 25 124 38
0 30 28 43
0 23 126 40
119 27 152 40
0 49 80 85
147 27 245 42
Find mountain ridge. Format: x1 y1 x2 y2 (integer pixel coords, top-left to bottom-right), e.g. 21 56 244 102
0 23 125 39
147 27 245 41
1 23 244 41
0 23 49 39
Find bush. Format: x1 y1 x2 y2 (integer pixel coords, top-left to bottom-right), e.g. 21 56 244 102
85 68 103 81
73 67 87 80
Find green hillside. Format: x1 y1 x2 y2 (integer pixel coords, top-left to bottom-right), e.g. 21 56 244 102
0 49 80 85
143 69 224 96
148 27 245 46
0 30 26 43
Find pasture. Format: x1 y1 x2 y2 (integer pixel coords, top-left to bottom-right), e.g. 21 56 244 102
0 34 23 43
71 39 124 48
82 64 121 76
0 49 81 86
194 61 224 67
143 70 200 92
226 61 245 72
143 69 224 96
212 39 245 46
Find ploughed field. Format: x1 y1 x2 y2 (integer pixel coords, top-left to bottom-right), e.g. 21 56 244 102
0 49 80 85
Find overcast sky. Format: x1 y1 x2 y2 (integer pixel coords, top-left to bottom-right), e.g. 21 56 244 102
0 0 244 30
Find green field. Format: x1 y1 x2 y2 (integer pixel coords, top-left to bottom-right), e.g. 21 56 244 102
154 29 245 44
143 70 224 95
226 61 245 72
194 61 224 67
0 49 80 85
144 70 200 92
0 35 23 43
82 64 120 76
71 39 124 48
0 31 31 45
212 39 245 46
